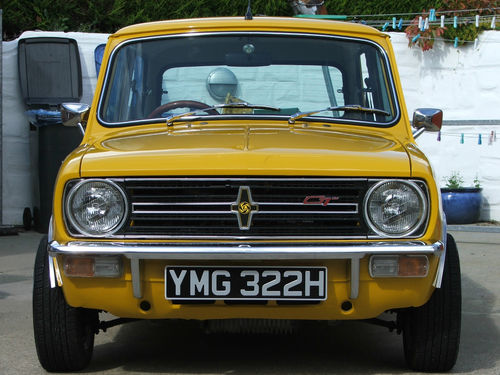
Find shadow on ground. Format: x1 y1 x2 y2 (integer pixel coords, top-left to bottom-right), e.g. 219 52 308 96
89 318 405 374
83 274 498 374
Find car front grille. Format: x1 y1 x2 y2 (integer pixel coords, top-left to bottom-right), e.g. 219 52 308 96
117 177 370 239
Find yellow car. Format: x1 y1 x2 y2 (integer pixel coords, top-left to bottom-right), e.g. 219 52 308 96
33 15 461 373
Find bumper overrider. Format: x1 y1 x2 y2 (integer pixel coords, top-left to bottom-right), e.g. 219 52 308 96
48 240 446 300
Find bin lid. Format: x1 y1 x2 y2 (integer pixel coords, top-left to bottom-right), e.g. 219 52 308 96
18 37 82 106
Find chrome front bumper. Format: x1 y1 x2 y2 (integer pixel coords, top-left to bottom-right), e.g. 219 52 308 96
49 240 445 300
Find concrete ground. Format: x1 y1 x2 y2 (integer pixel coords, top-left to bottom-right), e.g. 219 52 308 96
0 229 498 374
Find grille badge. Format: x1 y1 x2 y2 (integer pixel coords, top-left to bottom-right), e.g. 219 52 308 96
303 195 340 206
231 186 259 230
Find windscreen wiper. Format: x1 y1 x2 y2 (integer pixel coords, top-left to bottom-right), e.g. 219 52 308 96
165 103 281 126
288 105 391 124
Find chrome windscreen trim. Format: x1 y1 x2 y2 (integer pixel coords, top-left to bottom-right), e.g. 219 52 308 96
97 31 400 128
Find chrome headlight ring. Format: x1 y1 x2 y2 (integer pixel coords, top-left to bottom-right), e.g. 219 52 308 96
364 180 428 238
64 179 128 237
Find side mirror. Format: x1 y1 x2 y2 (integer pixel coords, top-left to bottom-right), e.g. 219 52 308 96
60 103 90 136
60 103 90 127
412 108 443 139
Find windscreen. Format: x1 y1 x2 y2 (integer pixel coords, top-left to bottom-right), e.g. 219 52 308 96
99 33 398 126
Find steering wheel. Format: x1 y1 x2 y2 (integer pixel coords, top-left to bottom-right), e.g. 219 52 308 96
147 100 219 119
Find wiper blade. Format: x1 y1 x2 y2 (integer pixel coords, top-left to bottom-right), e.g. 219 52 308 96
165 103 280 126
165 110 203 126
214 103 280 112
288 105 391 124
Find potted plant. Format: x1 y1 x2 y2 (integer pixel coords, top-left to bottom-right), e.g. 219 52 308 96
441 171 483 224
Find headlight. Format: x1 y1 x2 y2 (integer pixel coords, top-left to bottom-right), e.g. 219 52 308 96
65 179 128 236
364 180 428 237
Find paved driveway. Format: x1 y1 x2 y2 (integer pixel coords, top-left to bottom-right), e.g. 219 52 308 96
0 230 498 374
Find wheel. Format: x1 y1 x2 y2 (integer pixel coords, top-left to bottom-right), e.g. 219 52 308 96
147 100 219 119
33 235 98 372
399 234 461 372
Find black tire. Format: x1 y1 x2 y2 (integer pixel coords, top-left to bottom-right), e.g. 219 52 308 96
33 235 98 372
399 234 461 372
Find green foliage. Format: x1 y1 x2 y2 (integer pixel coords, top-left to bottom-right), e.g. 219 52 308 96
441 0 500 44
403 0 499 50
2 0 292 38
323 0 446 17
442 23 494 44
444 171 465 189
405 12 446 51
443 172 482 189
3 0 495 40
473 176 481 189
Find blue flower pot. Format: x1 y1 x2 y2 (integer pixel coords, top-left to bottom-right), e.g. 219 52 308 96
441 188 482 224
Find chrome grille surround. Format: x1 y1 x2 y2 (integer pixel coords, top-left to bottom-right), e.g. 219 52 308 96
63 177 429 240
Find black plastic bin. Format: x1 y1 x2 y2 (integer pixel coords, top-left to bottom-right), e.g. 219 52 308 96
19 37 83 233
37 124 82 233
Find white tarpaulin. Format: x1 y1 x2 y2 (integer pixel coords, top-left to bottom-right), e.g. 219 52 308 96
2 31 109 225
2 30 500 224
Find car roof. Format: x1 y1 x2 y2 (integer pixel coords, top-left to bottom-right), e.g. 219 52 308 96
112 16 386 40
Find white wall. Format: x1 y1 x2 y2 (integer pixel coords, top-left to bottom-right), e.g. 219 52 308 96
390 31 500 121
389 31 500 221
2 30 500 225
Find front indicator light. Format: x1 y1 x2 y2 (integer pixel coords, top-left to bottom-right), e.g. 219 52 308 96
63 256 122 278
370 255 429 277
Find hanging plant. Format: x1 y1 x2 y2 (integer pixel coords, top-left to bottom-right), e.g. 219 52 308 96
405 1 498 51
441 0 498 44
405 11 446 51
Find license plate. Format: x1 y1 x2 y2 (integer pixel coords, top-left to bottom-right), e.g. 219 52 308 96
165 266 327 301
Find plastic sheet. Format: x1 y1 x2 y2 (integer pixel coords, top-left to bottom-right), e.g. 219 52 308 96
25 109 62 127
2 30 500 224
